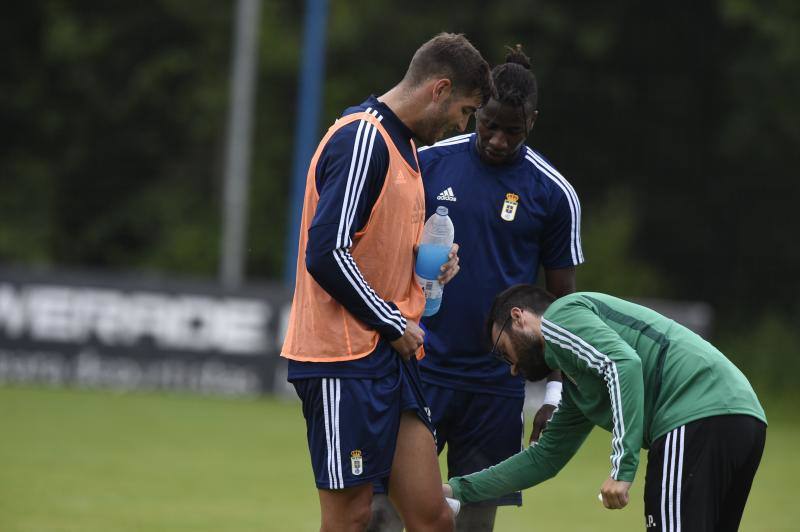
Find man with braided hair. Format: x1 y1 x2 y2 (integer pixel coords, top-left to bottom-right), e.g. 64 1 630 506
368 45 584 531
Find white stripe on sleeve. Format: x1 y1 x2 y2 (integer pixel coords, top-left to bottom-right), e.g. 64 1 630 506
525 149 584 265
328 108 405 336
336 117 368 249
343 123 378 244
417 133 472 152
333 249 406 335
541 319 626 478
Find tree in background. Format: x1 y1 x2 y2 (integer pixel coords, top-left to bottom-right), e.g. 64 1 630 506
1 0 798 390
0 0 231 274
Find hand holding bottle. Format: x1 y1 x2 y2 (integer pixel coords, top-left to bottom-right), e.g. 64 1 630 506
415 206 455 316
415 242 459 284
438 243 460 285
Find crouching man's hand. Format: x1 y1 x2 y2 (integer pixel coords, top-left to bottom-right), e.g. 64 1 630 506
599 477 631 509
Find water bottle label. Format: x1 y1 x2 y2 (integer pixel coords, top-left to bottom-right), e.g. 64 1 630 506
415 274 443 300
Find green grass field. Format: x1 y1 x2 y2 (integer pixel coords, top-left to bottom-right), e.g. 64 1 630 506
0 386 796 531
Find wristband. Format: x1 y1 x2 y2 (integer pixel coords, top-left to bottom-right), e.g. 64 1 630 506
543 380 563 406
446 497 461 517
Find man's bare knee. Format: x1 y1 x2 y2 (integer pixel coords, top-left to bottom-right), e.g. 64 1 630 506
322 503 371 532
400 500 454 532
430 502 456 532
352 503 373 531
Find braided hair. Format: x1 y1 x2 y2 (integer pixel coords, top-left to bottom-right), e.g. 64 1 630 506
491 45 538 125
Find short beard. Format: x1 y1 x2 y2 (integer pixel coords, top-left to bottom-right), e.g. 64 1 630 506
508 329 551 382
415 99 451 145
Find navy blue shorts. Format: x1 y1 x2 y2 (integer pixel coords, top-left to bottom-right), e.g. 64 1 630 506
292 357 434 490
426 384 525 506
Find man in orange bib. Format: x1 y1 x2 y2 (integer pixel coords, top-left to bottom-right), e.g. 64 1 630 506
282 33 493 531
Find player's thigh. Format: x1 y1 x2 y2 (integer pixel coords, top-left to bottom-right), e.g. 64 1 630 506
371 361 441 500
447 392 525 507
390 359 450 518
293 375 403 490
388 411 451 526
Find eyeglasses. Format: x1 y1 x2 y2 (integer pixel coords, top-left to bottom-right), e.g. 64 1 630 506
490 315 513 366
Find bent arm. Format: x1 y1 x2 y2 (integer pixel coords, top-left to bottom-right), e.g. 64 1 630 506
449 390 593 503
305 122 406 341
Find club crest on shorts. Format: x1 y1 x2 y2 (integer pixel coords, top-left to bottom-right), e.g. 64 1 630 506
501 193 519 221
350 450 363 476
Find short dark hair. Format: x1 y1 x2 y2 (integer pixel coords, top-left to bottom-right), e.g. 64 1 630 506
404 33 493 105
485 284 555 348
492 44 538 110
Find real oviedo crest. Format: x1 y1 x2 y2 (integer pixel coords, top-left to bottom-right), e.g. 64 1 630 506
501 193 519 221
350 449 363 476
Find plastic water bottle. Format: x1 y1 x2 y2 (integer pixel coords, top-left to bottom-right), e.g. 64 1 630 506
415 206 454 317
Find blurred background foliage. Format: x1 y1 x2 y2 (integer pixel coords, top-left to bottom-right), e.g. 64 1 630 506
1 0 798 391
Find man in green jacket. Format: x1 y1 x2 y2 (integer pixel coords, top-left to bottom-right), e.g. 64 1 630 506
444 285 766 531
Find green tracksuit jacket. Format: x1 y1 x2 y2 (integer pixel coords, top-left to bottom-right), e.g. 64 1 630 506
449 292 766 503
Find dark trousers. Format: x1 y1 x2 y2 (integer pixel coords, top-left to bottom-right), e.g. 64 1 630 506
643 414 766 531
